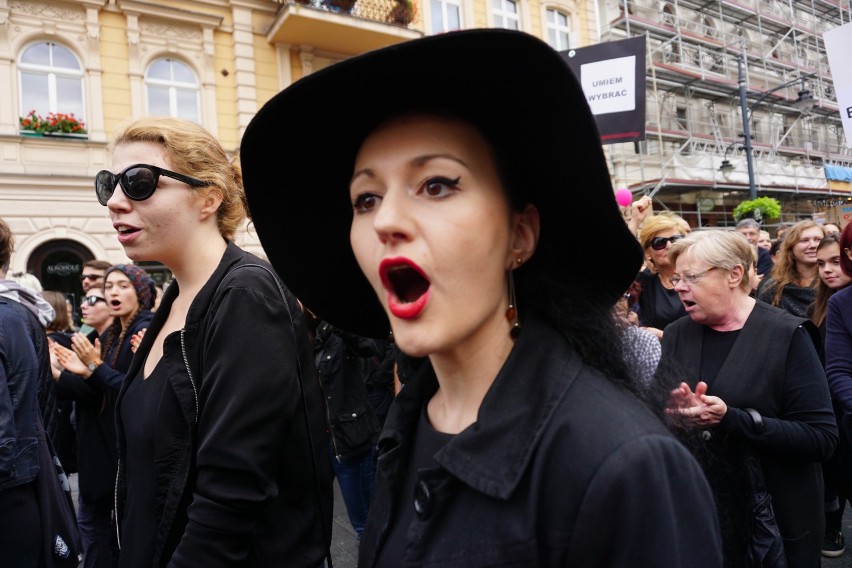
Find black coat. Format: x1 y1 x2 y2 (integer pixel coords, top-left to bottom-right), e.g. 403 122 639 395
662 301 837 567
115 242 332 567
360 315 723 567
315 322 385 459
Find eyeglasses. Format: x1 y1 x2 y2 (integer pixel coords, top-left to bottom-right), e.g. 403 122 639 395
81 273 102 282
669 267 717 287
82 295 107 306
650 235 685 251
94 163 207 206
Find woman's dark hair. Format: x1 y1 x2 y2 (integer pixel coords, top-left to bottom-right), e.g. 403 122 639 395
841 223 852 277
812 233 847 327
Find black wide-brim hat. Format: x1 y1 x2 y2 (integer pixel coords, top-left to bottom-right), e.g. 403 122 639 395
242 29 641 339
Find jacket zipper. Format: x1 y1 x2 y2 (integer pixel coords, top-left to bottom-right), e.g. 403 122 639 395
316 368 341 462
180 329 199 423
115 460 121 549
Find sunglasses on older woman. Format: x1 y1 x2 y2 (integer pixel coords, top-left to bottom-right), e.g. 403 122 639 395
94 164 207 206
650 235 684 251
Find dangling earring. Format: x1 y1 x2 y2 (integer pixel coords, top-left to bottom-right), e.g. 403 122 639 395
506 267 521 340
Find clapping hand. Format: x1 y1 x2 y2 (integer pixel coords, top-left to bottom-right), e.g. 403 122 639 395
666 381 728 428
53 342 88 377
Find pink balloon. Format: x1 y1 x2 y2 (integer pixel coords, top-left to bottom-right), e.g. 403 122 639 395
615 188 633 207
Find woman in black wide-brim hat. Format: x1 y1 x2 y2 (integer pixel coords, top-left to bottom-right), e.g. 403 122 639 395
242 29 723 567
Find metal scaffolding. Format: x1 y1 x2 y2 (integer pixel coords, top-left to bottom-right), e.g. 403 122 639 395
599 0 852 227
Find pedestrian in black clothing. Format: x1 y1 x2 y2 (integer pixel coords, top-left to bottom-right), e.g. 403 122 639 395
315 321 393 538
99 117 332 567
242 29 723 567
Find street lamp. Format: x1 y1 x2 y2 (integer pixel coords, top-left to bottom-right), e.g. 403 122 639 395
719 141 739 173
736 54 816 200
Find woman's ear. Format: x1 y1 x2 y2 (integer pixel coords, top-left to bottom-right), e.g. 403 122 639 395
729 263 745 288
198 187 224 222
508 204 540 270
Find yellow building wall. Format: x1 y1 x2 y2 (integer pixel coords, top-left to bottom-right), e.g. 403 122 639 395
99 11 132 138
214 29 239 149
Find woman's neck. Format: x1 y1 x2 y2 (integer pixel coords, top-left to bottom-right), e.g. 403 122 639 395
657 265 675 288
796 263 818 287
710 294 756 331
167 234 227 299
426 316 515 435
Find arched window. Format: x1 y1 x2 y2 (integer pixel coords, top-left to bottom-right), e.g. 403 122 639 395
18 42 85 119
145 58 200 122
545 9 571 51
431 0 462 34
493 0 520 29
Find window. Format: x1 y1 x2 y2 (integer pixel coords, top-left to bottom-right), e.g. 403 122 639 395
676 107 688 130
493 0 520 29
145 58 200 122
545 9 571 51
18 42 85 119
431 0 462 34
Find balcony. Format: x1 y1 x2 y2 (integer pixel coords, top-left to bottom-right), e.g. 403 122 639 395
268 0 423 56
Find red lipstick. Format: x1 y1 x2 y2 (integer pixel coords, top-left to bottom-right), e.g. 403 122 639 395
379 257 431 319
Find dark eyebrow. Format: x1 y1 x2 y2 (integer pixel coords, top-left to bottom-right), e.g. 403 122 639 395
351 153 469 185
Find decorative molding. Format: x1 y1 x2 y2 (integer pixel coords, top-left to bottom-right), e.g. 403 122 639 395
10 1 84 22
140 21 202 41
120 1 223 29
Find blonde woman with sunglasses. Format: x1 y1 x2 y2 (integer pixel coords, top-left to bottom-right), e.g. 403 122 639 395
635 214 691 338
96 117 331 568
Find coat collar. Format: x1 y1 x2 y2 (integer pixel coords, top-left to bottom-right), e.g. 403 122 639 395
381 315 584 500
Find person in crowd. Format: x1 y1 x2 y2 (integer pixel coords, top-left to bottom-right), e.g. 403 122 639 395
777 224 791 241
241 29 723 566
635 214 689 337
807 233 852 558
51 264 154 568
41 290 78 475
96 116 331 567
736 218 773 277
824 223 852 557
75 260 111 329
7 271 44 294
824 223 841 236
613 294 661 386
314 320 393 539
769 238 783 264
664 230 836 567
758 230 773 251
0 217 44 567
80 260 111 294
43 291 74 345
757 220 824 317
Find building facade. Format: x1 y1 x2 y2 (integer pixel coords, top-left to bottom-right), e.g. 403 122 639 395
597 0 852 229
0 0 588 303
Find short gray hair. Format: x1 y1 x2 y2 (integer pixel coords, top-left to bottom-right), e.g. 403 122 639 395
736 218 760 230
668 230 753 292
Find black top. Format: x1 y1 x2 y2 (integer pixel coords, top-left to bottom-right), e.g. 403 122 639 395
119 359 169 568
700 327 741 389
636 270 687 331
375 405 454 566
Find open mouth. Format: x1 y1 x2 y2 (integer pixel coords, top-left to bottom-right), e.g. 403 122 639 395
682 300 697 308
379 258 431 319
385 265 430 303
110 300 122 308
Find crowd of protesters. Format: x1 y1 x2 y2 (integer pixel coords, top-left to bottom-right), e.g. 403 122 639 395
2 29 852 568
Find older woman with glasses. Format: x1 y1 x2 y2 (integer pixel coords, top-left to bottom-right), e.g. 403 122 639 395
634 213 690 338
663 230 836 568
